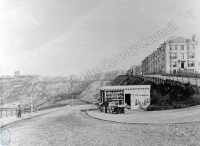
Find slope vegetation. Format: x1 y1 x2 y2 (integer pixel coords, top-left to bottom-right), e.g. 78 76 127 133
112 75 200 111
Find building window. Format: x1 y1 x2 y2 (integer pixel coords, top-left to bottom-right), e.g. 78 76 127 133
181 53 184 59
188 44 195 50
163 47 166 51
170 45 177 50
188 53 195 59
181 45 184 50
188 61 195 67
170 69 177 74
175 45 177 50
162 55 165 61
170 62 177 68
170 53 177 59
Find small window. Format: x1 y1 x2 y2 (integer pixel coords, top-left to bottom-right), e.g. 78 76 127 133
170 62 177 68
188 61 195 67
188 53 195 59
181 45 184 50
170 53 177 59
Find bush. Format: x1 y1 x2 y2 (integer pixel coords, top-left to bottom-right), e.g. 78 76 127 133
186 97 200 106
150 93 160 105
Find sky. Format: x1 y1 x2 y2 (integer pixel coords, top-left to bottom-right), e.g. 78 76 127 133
1 0 200 77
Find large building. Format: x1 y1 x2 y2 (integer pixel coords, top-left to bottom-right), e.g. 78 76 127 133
142 36 200 74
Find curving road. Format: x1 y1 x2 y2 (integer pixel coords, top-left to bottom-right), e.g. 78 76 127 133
4 105 200 146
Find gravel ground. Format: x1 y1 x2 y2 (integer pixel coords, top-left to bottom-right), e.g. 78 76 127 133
4 105 200 146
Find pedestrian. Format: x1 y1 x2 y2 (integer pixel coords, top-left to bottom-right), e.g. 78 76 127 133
17 105 22 118
104 99 109 113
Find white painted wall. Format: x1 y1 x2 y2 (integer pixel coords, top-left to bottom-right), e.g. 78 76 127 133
124 90 150 109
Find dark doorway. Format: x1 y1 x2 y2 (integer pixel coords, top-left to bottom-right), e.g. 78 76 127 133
125 94 131 106
181 62 184 69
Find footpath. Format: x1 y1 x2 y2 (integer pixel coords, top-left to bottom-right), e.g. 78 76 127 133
87 105 200 124
0 105 72 128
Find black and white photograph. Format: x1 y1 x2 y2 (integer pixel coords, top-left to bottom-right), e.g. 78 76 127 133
1 0 200 146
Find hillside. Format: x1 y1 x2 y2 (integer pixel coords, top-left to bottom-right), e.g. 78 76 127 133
79 81 111 102
1 78 92 109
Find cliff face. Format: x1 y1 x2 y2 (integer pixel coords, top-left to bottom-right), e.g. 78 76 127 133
1 79 92 108
79 81 111 102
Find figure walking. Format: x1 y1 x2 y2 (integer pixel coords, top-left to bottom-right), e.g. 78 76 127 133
17 105 22 118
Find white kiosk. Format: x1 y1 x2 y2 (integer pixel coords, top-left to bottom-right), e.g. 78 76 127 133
100 85 151 109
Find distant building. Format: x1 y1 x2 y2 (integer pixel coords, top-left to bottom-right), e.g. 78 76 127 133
14 71 20 77
142 36 200 74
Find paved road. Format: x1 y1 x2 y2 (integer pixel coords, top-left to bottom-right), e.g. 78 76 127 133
4 105 200 146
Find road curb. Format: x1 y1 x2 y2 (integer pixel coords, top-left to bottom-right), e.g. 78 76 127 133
86 108 200 125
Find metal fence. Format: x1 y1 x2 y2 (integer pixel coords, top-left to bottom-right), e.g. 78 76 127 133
0 108 34 118
0 108 18 118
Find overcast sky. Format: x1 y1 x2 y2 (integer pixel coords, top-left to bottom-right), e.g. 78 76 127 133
1 0 200 77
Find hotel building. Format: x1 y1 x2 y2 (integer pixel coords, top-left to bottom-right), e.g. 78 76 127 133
142 36 200 74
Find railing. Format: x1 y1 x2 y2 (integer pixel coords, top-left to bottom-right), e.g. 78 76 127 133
0 108 18 118
144 72 200 78
0 107 35 118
